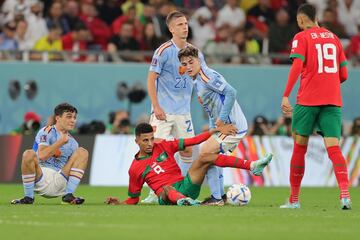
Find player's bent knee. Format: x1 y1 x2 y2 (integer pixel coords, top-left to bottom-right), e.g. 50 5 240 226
180 147 193 157
76 147 89 160
198 153 213 165
22 149 36 162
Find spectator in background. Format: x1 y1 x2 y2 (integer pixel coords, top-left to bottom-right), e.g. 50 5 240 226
0 20 18 50
247 0 275 37
203 24 239 63
232 27 261 64
338 0 360 37
45 1 71 35
15 19 33 50
320 8 347 39
216 0 245 29
80 0 111 50
140 4 157 25
346 24 360 63
189 0 217 50
107 110 132 134
1 0 31 24
62 21 94 62
249 115 271 136
122 0 144 17
111 5 143 41
140 21 164 52
269 116 292 136
240 0 257 12
268 8 297 55
32 24 63 61
63 0 83 31
350 117 360 136
107 20 143 62
11 111 41 135
154 2 174 40
25 0 48 49
95 0 122 26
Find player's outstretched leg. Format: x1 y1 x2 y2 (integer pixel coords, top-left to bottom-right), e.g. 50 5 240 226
213 154 273 175
61 148 88 205
11 150 42 204
250 153 273 176
188 152 272 206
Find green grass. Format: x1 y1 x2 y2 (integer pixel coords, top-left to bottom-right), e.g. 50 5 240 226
0 184 358 240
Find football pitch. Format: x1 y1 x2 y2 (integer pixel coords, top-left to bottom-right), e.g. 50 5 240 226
0 184 358 240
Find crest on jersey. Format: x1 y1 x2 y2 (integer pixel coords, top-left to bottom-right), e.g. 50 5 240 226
179 66 186 75
292 40 298 48
156 152 168 162
40 135 47 142
151 58 158 66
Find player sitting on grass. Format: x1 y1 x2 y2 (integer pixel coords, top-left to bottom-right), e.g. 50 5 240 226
11 103 88 205
178 45 249 206
105 123 272 206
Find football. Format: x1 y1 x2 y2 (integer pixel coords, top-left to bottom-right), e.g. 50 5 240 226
226 184 251 206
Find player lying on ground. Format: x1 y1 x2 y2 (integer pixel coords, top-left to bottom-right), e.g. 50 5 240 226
280 3 351 210
105 123 272 206
178 45 249 206
11 103 88 205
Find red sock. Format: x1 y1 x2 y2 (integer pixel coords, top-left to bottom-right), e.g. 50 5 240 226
167 189 186 204
327 146 350 199
289 143 307 203
214 154 251 170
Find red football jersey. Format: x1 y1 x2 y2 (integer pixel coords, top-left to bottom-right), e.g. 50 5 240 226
290 27 347 106
127 139 185 198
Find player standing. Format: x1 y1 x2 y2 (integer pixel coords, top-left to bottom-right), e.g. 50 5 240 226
280 4 351 209
105 122 272 206
11 103 88 205
178 46 250 205
143 11 208 203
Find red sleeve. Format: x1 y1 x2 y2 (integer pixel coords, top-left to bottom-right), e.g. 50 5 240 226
338 41 348 83
127 165 144 200
183 132 211 148
289 33 306 62
340 63 348 83
283 58 303 97
161 131 212 153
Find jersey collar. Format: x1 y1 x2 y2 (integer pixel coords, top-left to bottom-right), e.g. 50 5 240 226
135 152 152 160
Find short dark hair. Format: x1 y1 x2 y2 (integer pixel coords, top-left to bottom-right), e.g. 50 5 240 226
178 45 199 61
297 3 317 22
135 123 153 136
54 103 78 116
166 11 185 26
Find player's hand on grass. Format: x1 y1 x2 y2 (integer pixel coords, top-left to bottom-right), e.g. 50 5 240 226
105 196 121 205
281 97 293 117
154 105 166 121
216 124 237 136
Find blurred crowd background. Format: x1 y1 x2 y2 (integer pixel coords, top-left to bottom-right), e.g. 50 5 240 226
0 0 360 64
